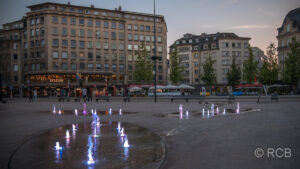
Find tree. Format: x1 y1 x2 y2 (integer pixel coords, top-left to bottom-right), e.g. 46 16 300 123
284 37 300 90
200 56 216 92
258 43 279 85
134 43 153 84
227 58 241 90
169 47 183 84
243 46 258 83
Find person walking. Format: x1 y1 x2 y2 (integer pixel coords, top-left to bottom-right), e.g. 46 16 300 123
29 89 33 102
33 89 37 102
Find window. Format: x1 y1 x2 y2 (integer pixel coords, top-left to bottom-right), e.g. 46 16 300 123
88 30 93 37
96 52 101 59
79 29 85 37
134 34 139 41
119 43 124 50
71 63 77 70
96 64 101 69
119 23 124 29
111 32 116 39
96 42 101 49
128 65 133 70
119 32 124 40
35 28 40 36
30 18 35 25
88 19 93 26
71 52 76 59
134 45 138 51
157 46 162 52
52 16 58 23
62 52 68 59
139 25 144 31
52 51 58 58
96 20 101 27
80 63 85 70
62 28 67 36
134 24 138 30
146 36 150 42
87 41 93 49
112 53 117 60
158 27 162 33
111 43 117 50
41 39 45 47
52 27 58 35
286 24 290 32
104 21 109 28
157 36 162 43
53 62 59 70
24 42 28 49
71 29 76 36
152 36 155 42
71 40 76 48
128 44 132 50
140 35 144 41
79 52 84 59
96 31 100 38
62 17 67 24
146 26 150 32
119 64 124 71
104 42 109 49
13 65 18 71
128 33 132 40
244 43 248 48
104 31 109 39
62 40 68 47
79 41 85 48
112 22 116 29
52 39 59 47
128 24 132 30
70 18 76 25
104 64 109 70
88 52 93 59
112 64 117 71
79 19 84 25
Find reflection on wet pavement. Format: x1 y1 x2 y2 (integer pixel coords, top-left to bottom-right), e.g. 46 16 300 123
10 121 164 169
157 108 261 119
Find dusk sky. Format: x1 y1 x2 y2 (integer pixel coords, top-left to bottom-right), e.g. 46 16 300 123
1 0 300 53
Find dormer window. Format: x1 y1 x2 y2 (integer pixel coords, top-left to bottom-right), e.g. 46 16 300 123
189 39 193 43
176 41 180 44
286 24 290 32
182 40 186 44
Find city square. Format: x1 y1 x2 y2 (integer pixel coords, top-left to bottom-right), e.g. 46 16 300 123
1 0 300 169
0 98 300 169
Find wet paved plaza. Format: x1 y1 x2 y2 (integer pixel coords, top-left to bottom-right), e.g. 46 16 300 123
0 99 300 169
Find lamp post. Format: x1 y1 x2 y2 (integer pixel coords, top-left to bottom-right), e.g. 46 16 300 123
151 0 158 102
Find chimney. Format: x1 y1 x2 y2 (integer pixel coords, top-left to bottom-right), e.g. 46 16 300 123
118 6 122 11
91 5 94 8
67 2 71 5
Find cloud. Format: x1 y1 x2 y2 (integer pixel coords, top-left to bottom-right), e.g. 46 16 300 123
228 25 272 29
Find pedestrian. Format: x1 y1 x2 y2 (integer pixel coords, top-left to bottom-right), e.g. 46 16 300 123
82 88 87 102
33 89 37 102
29 89 33 102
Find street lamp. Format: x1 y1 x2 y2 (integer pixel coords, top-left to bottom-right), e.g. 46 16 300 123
151 0 158 102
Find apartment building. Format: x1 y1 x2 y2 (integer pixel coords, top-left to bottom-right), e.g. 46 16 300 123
251 47 267 69
170 33 250 86
0 2 168 95
277 7 300 79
